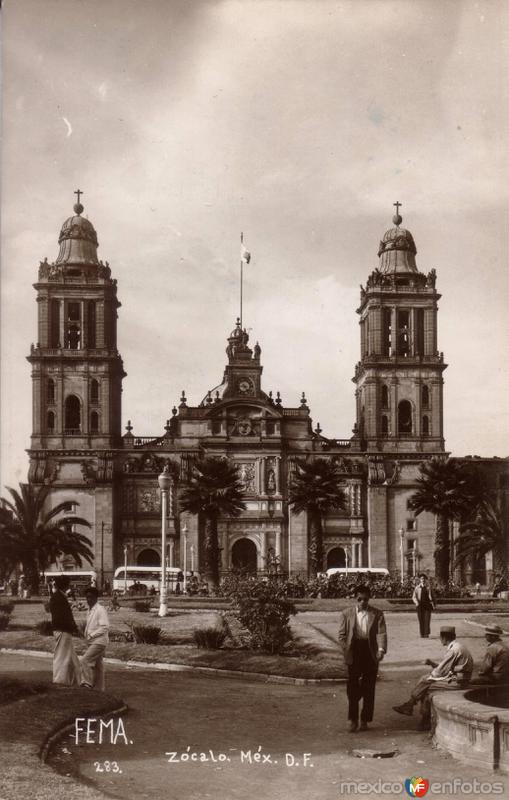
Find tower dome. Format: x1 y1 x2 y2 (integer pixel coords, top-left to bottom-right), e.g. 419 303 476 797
377 205 418 273
55 195 99 265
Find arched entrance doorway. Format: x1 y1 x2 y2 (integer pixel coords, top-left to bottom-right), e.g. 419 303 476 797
471 554 487 585
137 548 160 567
231 538 257 573
327 547 346 569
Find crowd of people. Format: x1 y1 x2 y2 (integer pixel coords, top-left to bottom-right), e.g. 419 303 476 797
337 575 509 734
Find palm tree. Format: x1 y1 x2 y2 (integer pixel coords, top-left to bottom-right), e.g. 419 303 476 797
288 458 347 576
0 483 93 593
179 457 246 589
408 457 488 584
455 501 507 579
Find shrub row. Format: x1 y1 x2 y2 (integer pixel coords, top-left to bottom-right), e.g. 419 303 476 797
218 572 471 600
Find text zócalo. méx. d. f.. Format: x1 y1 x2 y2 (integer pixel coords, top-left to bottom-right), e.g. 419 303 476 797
165 746 313 767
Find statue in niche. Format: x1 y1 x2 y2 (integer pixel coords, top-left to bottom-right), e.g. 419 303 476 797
266 469 276 494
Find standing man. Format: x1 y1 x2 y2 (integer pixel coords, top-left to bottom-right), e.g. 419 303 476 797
412 574 435 638
81 586 109 690
338 584 388 732
49 575 81 685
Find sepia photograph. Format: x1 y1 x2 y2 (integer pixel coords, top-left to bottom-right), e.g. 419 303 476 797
1 1 508 798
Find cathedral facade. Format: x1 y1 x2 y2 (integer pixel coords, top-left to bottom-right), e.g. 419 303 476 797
27 199 507 585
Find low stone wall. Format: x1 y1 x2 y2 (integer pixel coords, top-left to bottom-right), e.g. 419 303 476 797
432 686 509 774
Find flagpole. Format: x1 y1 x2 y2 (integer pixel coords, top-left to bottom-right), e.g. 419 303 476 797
240 232 243 329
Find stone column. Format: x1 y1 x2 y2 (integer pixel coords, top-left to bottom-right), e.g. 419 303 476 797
59 299 65 348
275 457 281 494
32 374 42 435
351 542 356 567
390 307 397 356
372 305 382 354
260 529 267 571
80 300 85 349
260 457 266 494
390 379 398 436
275 528 281 559
424 307 434 356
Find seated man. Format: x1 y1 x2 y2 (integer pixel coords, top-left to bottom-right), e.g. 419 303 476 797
393 625 473 728
476 624 509 684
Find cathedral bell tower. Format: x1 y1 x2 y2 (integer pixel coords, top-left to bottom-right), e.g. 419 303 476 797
28 193 126 456
353 205 446 453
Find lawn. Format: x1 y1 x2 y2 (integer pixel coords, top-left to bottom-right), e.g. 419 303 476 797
0 602 346 680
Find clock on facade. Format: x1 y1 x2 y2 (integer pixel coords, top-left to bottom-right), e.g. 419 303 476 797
237 378 253 395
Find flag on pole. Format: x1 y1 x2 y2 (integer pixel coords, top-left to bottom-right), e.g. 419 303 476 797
241 240 251 264
241 243 251 264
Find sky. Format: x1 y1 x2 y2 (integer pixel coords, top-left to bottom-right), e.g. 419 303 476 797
1 0 508 489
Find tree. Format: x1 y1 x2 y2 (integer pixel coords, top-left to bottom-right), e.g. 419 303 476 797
288 458 347 576
0 483 93 593
408 457 488 584
455 501 507 579
179 457 246 589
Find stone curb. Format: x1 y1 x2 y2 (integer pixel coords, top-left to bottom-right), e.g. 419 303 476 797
1 647 345 686
39 702 129 763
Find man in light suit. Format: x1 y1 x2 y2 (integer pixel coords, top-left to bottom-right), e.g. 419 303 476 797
412 574 435 638
338 584 388 732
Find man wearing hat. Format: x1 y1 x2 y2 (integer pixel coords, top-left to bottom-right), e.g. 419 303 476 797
393 625 473 728
477 624 509 684
412 574 435 638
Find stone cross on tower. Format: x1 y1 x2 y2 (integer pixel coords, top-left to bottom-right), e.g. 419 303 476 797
74 188 83 205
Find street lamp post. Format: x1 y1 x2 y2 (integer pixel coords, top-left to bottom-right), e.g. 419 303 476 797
158 467 172 617
182 524 188 594
123 544 128 594
100 522 106 590
399 528 405 580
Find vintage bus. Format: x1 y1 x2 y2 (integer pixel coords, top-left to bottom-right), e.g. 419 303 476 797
112 566 195 594
325 567 389 578
43 569 97 595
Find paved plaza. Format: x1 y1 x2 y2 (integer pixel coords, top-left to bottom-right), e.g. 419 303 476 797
2 610 508 799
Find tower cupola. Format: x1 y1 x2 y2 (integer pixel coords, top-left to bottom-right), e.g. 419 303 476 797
55 192 99 266
377 205 418 274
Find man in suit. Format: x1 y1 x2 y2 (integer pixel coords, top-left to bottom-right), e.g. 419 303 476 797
412 574 435 638
338 583 388 732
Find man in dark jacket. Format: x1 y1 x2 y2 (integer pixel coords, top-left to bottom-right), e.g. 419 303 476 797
49 575 81 685
338 584 388 732
412 574 435 638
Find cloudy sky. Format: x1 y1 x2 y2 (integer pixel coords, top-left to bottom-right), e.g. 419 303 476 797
1 0 508 488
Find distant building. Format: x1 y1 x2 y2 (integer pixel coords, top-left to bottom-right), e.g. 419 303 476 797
27 198 508 584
